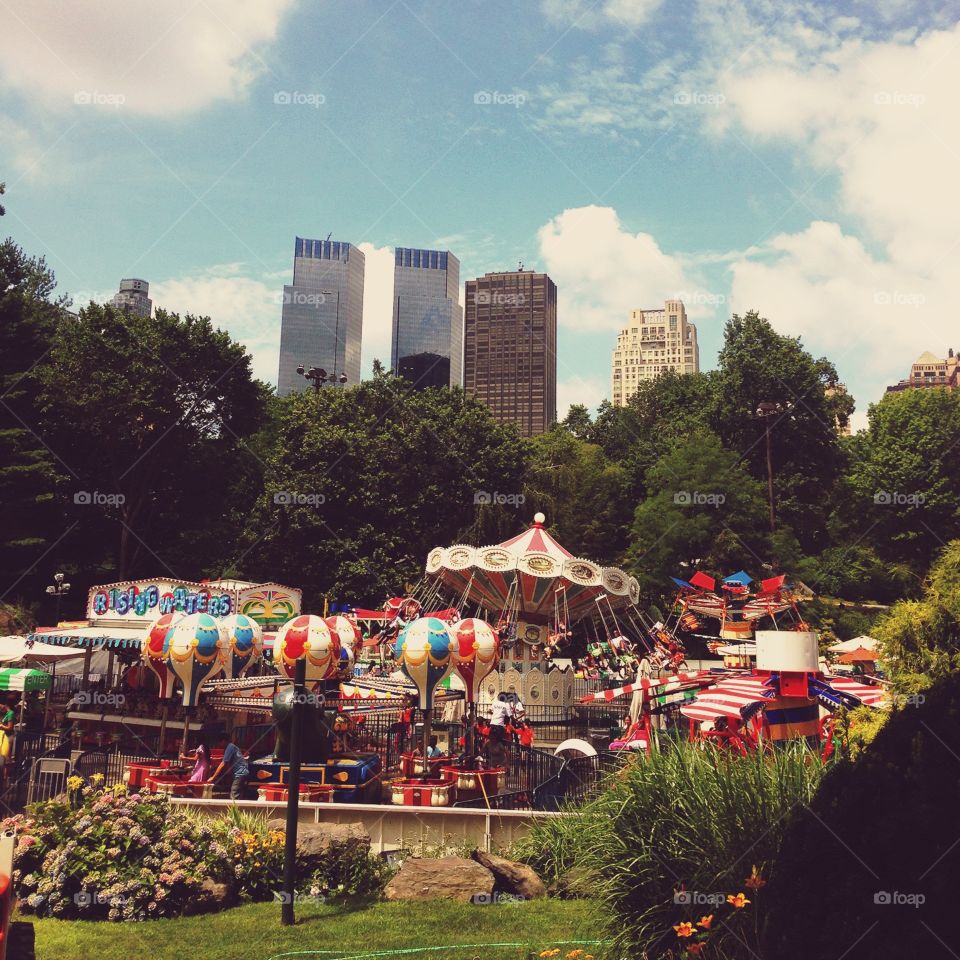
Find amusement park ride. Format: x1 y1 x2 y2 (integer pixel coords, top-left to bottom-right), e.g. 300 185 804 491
82 515 888 807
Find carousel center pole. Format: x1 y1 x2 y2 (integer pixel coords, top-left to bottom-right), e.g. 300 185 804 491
281 656 306 925
179 706 192 760
421 704 431 780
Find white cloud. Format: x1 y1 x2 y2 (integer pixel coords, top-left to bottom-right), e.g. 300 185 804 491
557 374 609 420
541 0 663 29
0 0 296 115
720 23 960 413
357 243 395 378
151 270 281 385
537 205 691 332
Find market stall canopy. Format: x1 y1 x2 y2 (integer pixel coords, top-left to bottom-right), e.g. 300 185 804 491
836 646 878 664
426 513 640 622
828 635 879 653
27 625 148 651
0 668 52 692
0 636 91 662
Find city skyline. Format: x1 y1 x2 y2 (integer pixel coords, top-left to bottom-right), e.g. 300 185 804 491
3 2 958 430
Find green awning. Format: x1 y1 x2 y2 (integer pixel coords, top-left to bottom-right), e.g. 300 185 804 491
0 668 52 692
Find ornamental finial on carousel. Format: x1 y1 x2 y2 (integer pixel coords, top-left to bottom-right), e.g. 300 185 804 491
451 618 500 703
141 613 181 698
221 613 264 679
275 614 341 686
162 612 228 707
393 617 458 711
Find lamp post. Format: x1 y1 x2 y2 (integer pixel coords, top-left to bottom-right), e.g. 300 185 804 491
45 572 71 622
295 365 347 394
755 402 792 532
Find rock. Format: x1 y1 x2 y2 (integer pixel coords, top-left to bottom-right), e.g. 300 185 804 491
471 849 547 899
186 878 232 915
266 820 370 870
383 856 495 902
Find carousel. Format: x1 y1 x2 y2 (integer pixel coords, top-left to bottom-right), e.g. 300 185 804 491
423 512 642 670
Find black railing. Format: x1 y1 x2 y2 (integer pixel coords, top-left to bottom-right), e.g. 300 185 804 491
0 733 72 816
73 735 161 788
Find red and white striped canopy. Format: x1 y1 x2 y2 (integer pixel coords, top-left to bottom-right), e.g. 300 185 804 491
824 675 888 708
680 674 776 723
578 671 716 703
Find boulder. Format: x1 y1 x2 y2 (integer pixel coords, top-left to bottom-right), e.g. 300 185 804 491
267 820 370 870
188 878 232 915
471 849 547 899
383 856 495 902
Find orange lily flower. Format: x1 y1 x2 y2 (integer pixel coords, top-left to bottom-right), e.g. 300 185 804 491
745 865 766 890
727 892 751 908
674 922 696 938
688 945 706 956
698 914 714 929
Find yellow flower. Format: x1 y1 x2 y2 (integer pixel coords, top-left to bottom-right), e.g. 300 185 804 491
90 773 105 785
674 922 695 938
538 951 561 958
697 914 713 929
67 775 84 791
727 893 751 909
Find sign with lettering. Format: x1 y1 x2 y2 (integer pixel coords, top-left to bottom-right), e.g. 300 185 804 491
87 579 301 626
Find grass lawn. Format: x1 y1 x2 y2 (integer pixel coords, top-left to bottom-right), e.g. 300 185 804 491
30 897 601 960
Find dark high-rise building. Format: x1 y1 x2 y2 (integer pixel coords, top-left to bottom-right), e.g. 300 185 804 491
109 278 151 318
464 268 557 437
277 237 364 396
391 248 462 388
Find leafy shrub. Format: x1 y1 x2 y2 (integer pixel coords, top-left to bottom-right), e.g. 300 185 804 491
9 781 391 920
7 784 220 920
761 671 960 959
518 739 827 958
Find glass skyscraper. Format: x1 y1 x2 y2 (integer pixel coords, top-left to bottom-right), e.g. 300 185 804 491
277 237 365 396
391 248 462 389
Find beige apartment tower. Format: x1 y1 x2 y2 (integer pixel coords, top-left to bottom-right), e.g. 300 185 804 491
611 299 699 406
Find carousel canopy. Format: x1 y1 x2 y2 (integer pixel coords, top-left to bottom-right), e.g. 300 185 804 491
425 513 640 622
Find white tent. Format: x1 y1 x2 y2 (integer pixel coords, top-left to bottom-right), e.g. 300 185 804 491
0 636 90 663
828 636 879 654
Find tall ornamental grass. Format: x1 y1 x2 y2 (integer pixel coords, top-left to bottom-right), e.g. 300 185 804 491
517 739 828 959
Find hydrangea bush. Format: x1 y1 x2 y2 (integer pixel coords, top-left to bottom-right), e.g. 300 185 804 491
5 778 390 921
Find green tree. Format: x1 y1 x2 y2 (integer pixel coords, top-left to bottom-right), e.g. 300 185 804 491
0 240 66 609
843 388 960 569
38 303 269 581
627 428 769 597
244 378 527 607
875 539 960 684
560 403 593 440
711 311 850 550
523 427 631 564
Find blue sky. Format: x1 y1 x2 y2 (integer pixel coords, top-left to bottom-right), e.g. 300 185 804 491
2 0 958 428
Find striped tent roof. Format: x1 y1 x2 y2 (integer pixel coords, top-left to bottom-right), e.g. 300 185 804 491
578 670 717 703
822 674 888 708
0 668 51 692
680 674 776 723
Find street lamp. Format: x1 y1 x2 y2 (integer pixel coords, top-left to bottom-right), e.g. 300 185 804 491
755 401 793 532
295 365 347 394
45 572 71 622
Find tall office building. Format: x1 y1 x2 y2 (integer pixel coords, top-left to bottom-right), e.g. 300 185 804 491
886 349 960 393
611 299 699 407
464 268 557 437
392 248 462 388
277 237 365 396
109 278 151 318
